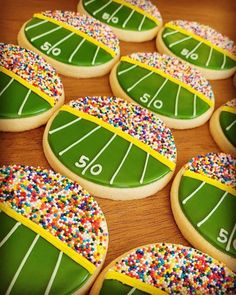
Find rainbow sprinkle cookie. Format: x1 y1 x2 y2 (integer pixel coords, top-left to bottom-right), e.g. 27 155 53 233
18 10 120 78
90 243 236 294
78 0 163 42
157 20 236 80
210 99 236 155
0 43 64 132
0 43 63 101
171 153 236 271
0 164 108 294
43 96 177 200
110 52 214 129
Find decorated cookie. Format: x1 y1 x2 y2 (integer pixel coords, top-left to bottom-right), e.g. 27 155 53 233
110 52 214 129
0 43 64 132
234 73 236 87
17 10 120 78
77 0 162 42
90 243 236 294
43 96 177 200
210 99 236 155
156 20 236 80
171 153 236 271
0 164 108 294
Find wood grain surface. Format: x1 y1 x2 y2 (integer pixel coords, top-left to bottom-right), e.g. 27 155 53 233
1 0 236 279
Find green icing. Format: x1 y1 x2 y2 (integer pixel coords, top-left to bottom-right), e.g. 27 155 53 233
117 61 210 119
162 28 236 70
24 17 113 66
0 71 51 119
220 110 236 147
82 0 157 31
0 212 90 294
47 110 170 188
178 176 236 258
100 279 149 294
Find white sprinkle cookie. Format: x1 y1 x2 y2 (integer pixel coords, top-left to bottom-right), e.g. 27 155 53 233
210 99 236 155
171 153 236 271
0 43 64 132
110 52 215 129
90 243 236 294
78 0 162 42
43 96 177 200
17 10 120 78
0 164 108 294
157 20 236 80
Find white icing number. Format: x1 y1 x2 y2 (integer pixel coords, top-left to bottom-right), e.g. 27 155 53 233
140 93 163 109
181 48 198 60
140 93 150 103
75 155 102 175
40 42 61 56
102 12 119 24
217 228 236 250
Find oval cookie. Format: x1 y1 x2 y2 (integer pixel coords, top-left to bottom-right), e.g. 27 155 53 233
17 10 120 78
90 243 236 294
78 0 162 42
43 96 177 200
210 99 236 155
0 164 108 294
157 20 236 80
110 52 214 129
0 43 64 132
171 153 236 271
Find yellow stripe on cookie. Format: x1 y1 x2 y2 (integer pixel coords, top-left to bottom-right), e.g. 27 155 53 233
61 105 176 171
165 23 236 62
112 0 161 26
220 106 236 115
0 66 55 106
33 13 116 58
0 203 96 274
105 271 168 295
184 170 236 196
120 56 214 108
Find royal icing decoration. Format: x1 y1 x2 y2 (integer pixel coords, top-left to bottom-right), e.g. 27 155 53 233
81 0 162 31
179 153 236 257
116 52 214 120
0 165 108 275
161 20 236 70
24 10 119 66
219 99 236 148
0 43 63 118
100 243 236 294
47 96 176 189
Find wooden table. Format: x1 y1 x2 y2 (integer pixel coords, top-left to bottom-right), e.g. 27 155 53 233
1 0 236 278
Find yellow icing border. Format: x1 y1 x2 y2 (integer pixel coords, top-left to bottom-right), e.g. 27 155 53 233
184 170 236 196
0 203 96 274
60 105 176 171
112 0 161 26
120 56 214 108
0 66 55 107
165 23 236 62
33 13 116 58
220 105 236 115
105 271 168 294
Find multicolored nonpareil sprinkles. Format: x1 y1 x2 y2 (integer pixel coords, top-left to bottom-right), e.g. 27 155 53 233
169 20 236 55
68 96 177 162
185 153 236 188
0 165 108 267
225 98 236 108
128 52 214 100
108 243 236 293
0 43 63 102
40 11 119 55
124 0 162 22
